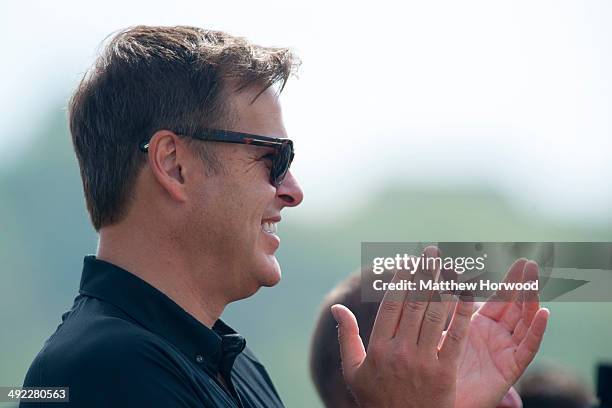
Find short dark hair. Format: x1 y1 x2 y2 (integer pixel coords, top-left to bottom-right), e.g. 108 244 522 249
309 271 380 408
518 365 593 408
69 25 299 230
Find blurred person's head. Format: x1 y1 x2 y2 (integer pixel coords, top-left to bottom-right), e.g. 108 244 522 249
310 273 378 407
518 365 593 408
310 270 523 408
69 26 303 305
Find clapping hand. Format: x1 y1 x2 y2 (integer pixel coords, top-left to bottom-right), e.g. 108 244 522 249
332 247 473 408
455 258 549 408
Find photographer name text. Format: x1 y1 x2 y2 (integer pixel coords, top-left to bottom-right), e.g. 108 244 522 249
372 279 539 292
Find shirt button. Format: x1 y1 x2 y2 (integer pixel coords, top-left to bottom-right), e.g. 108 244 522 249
195 355 204 363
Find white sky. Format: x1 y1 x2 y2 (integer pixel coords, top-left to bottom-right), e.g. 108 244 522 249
2 0 611 224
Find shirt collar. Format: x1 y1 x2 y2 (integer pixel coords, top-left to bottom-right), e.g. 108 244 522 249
78 255 246 375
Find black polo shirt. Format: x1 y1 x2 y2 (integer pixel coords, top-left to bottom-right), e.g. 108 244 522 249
20 256 284 407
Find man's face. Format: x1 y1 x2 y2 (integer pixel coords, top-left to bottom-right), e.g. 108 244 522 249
185 86 303 300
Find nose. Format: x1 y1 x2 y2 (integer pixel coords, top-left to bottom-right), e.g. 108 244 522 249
276 170 304 207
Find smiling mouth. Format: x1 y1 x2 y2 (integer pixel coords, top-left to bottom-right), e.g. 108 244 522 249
261 222 278 235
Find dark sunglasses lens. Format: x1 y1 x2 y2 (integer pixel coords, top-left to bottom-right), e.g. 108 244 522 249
271 143 293 186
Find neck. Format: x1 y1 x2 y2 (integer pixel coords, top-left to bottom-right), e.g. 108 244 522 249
96 220 226 328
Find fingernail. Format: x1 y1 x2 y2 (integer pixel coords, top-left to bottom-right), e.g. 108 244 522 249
330 304 341 324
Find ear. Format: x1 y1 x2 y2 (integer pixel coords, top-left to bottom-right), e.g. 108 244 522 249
146 130 188 203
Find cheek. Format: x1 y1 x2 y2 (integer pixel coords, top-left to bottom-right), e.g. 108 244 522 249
244 184 277 215
192 168 276 231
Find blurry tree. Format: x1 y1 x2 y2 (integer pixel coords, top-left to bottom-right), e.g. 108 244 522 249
1 107 611 407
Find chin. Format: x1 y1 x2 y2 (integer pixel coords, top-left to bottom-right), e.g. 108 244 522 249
255 255 282 287
261 272 281 287
236 256 282 300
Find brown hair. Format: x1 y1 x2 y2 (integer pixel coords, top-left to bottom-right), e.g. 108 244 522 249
518 365 594 408
69 25 299 230
309 271 380 407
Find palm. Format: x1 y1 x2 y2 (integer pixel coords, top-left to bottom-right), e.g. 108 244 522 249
453 260 549 408
457 311 525 408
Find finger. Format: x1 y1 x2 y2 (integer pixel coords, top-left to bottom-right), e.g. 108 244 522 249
512 261 541 344
438 294 475 366
331 304 366 382
478 258 527 321
438 330 448 351
437 299 480 349
498 386 522 408
415 247 450 354
521 261 540 326
395 247 439 347
443 296 462 330
515 308 549 374
499 290 524 332
370 268 413 342
512 319 529 345
438 296 480 352
417 291 453 355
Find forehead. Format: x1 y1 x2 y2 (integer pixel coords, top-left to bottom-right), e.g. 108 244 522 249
225 85 286 138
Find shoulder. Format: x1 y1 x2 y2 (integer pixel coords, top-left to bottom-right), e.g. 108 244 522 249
42 313 169 369
23 315 201 407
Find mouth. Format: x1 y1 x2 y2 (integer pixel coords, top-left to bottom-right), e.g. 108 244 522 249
261 221 278 235
261 216 281 237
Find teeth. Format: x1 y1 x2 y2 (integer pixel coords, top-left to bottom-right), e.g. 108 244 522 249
262 222 278 234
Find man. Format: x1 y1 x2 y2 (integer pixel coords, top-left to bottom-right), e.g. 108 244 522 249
20 25 547 407
21 25 306 408
311 270 527 408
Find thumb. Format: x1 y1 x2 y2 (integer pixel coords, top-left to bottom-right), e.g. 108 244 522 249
331 304 366 382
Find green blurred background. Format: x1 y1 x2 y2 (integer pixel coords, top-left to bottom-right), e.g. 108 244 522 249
2 1 612 407
1 111 611 407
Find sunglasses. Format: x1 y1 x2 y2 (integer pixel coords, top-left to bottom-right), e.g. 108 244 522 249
139 128 295 187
